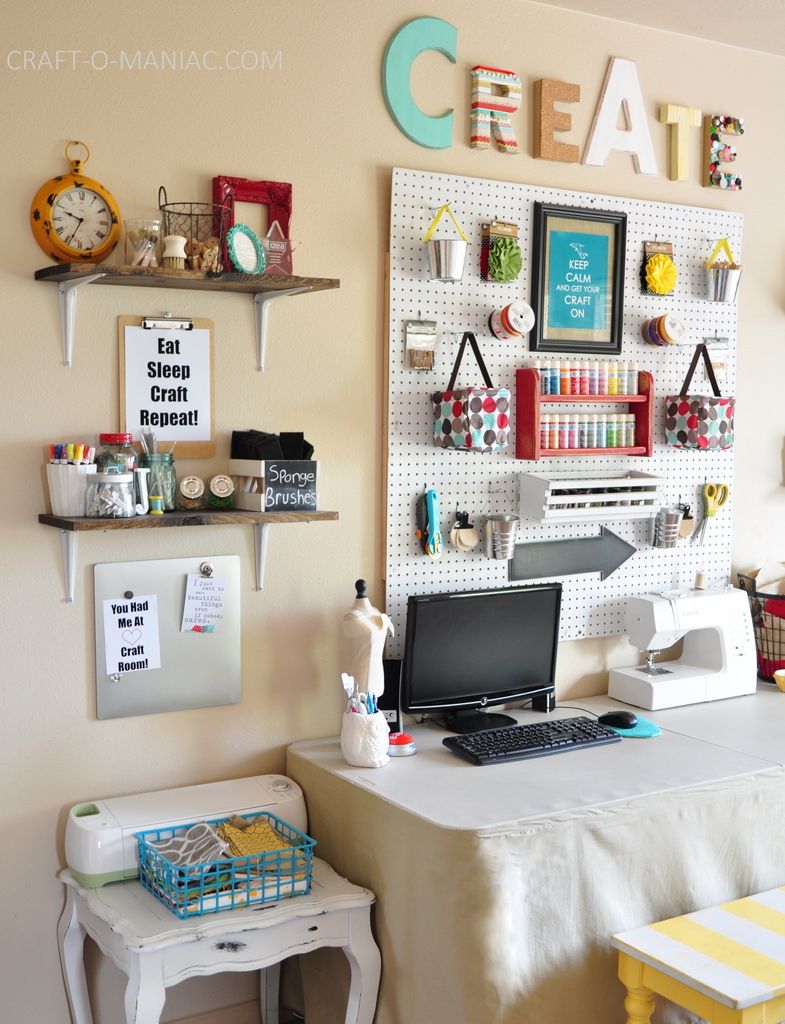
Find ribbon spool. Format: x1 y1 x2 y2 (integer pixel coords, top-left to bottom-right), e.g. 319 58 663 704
641 314 687 347
488 301 535 340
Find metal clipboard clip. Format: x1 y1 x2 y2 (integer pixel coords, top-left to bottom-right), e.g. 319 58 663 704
142 312 193 331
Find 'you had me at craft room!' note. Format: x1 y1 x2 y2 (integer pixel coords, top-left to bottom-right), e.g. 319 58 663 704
102 594 161 675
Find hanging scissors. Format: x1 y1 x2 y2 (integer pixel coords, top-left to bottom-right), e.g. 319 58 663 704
703 482 729 515
694 482 729 545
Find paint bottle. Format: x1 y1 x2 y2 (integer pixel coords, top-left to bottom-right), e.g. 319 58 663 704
595 413 607 449
546 360 558 395
532 359 542 393
558 414 569 450
570 361 581 395
598 361 609 395
628 361 639 395
567 414 579 448
578 411 590 448
607 411 619 448
548 413 559 450
617 361 629 395
559 361 570 395
625 414 637 448
540 414 551 450
588 360 599 395
537 359 548 394
587 414 598 449
608 361 620 396
579 361 590 395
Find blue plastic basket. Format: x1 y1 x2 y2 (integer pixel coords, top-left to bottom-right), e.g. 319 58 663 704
136 810 315 919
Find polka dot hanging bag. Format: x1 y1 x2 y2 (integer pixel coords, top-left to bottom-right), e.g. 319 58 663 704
432 332 510 453
664 343 734 450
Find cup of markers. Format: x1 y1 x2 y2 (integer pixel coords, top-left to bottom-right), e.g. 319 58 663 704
341 687 391 768
46 443 97 516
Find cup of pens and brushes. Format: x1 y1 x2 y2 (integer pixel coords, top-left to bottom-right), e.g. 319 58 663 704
124 219 161 267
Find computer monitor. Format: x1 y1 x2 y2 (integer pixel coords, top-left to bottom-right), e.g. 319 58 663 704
401 583 562 733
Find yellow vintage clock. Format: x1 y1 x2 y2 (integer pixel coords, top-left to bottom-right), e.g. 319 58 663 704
30 141 121 263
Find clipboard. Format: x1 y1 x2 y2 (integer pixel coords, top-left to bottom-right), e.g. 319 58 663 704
119 315 216 458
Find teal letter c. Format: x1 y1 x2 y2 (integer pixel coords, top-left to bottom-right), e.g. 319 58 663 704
382 17 457 150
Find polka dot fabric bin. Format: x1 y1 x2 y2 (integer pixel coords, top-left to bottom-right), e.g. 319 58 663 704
664 394 734 450
664 343 734 451
431 331 510 453
433 387 510 452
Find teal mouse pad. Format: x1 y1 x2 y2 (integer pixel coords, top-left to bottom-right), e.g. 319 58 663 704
607 717 661 737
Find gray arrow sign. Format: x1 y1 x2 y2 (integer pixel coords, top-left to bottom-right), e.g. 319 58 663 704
508 527 636 582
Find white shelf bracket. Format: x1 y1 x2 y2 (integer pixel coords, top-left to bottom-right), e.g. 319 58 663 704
253 287 312 371
58 274 107 366
253 522 271 590
60 530 78 603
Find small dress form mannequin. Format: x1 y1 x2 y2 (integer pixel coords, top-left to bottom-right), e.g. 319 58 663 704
342 579 394 697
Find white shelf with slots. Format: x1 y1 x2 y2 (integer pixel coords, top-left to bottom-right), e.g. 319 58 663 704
518 470 666 524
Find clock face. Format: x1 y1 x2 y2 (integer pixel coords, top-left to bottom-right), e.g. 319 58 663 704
51 187 114 254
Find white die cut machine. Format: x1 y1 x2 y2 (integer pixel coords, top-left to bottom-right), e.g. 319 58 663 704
65 775 308 887
608 587 757 710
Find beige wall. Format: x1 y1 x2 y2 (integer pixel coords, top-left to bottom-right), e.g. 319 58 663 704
2 2 783 1021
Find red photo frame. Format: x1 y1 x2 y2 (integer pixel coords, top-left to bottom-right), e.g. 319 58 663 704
212 176 292 273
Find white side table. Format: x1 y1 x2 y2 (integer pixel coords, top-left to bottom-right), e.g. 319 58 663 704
57 857 380 1024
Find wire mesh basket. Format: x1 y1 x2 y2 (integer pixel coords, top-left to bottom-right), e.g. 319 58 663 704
158 185 230 252
136 809 315 919
738 572 785 680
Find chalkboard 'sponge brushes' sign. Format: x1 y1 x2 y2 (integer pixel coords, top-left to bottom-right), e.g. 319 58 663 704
228 460 319 512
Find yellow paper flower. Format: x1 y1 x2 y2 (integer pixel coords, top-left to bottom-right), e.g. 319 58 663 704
645 253 678 295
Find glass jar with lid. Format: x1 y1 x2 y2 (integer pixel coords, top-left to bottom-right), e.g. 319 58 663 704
85 468 136 518
95 433 137 474
140 452 176 511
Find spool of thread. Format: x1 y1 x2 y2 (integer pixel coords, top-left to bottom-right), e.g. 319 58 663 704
149 494 164 514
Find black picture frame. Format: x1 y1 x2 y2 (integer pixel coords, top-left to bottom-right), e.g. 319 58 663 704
529 202 627 355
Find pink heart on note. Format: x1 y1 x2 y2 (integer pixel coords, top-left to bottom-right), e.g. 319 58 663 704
122 629 142 644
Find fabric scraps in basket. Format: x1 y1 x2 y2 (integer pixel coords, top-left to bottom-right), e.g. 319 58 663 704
217 817 308 875
150 821 230 867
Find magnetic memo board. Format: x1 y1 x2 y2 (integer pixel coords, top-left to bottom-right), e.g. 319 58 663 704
120 315 216 458
385 167 741 650
94 555 240 719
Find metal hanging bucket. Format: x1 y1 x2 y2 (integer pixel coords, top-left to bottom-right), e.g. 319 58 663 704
424 205 468 283
705 238 742 303
706 266 742 303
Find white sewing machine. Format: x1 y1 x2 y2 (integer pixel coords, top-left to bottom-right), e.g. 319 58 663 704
608 587 757 710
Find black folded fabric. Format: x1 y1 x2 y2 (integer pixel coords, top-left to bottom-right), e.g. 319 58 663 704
231 429 313 461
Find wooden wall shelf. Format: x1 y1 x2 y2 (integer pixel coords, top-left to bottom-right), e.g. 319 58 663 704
39 509 339 602
34 263 340 369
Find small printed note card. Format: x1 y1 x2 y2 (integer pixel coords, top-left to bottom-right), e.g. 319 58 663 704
181 573 227 632
103 594 161 675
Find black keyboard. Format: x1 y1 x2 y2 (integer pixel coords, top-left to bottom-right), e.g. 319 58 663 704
442 716 622 765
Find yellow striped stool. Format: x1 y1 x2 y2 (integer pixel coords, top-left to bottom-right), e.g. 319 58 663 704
611 888 785 1024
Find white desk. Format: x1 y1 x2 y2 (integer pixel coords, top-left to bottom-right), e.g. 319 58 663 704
287 692 785 1024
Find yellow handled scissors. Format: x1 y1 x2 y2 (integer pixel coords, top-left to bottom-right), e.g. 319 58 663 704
703 482 729 517
693 482 728 545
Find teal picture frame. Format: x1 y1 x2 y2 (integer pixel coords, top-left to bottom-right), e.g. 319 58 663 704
226 223 266 275
530 203 626 355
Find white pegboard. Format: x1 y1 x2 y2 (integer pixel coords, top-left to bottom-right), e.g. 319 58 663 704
385 167 742 652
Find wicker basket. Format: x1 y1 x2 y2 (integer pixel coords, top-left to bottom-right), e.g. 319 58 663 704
738 571 785 681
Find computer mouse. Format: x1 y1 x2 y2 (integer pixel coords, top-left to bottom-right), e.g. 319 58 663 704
597 710 638 729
